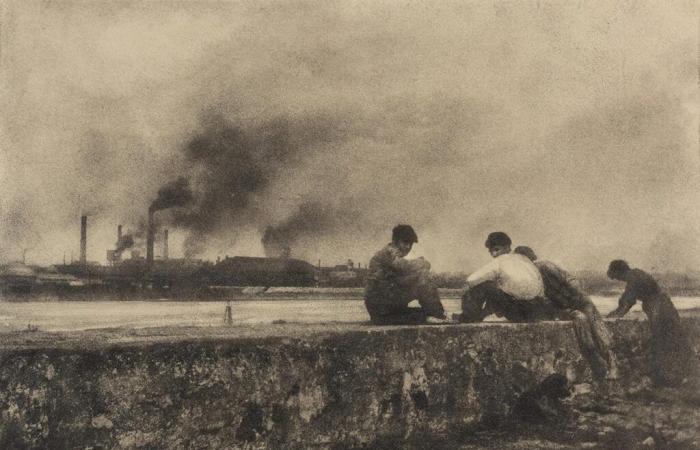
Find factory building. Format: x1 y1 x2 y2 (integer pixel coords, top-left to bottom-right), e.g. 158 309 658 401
316 259 369 287
211 256 317 287
6 214 370 297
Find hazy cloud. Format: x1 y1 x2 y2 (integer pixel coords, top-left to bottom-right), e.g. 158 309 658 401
1 0 697 273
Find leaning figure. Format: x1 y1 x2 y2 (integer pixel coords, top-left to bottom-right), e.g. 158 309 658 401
607 260 692 387
364 224 448 325
514 246 618 380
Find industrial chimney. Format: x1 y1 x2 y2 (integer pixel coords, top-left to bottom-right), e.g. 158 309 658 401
163 229 169 260
112 224 124 264
80 215 87 264
146 210 155 267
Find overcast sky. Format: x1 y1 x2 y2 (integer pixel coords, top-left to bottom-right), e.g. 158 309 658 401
1 0 698 272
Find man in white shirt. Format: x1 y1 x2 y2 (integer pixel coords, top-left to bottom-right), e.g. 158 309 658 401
457 232 553 323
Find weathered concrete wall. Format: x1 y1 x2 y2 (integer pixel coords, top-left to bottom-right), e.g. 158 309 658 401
0 318 698 449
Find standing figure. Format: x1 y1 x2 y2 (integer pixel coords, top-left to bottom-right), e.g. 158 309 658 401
364 225 447 325
514 246 617 380
607 260 692 386
458 232 552 323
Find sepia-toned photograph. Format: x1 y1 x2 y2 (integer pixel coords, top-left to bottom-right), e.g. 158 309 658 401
0 0 698 448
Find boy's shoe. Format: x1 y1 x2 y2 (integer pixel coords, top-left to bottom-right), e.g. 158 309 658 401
426 316 452 324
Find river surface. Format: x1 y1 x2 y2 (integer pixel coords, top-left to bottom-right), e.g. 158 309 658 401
1 295 700 332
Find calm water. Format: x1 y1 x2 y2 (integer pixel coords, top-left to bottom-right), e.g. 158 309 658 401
1 296 700 332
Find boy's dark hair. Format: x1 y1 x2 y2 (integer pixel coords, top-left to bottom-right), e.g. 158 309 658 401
485 232 511 249
392 224 418 244
607 260 630 279
514 246 537 261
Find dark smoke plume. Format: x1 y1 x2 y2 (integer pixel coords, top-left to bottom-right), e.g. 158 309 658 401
261 228 291 258
114 234 135 255
261 201 355 258
166 114 348 257
150 177 193 213
113 219 149 256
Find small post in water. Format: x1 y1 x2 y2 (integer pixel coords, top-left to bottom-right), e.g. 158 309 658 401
224 300 233 325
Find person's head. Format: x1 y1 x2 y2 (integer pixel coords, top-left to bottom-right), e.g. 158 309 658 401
485 232 511 257
392 224 418 256
514 245 537 262
607 259 631 281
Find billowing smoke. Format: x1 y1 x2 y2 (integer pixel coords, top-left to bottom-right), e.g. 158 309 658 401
261 228 291 258
163 113 351 257
150 177 193 213
261 201 350 258
114 234 135 255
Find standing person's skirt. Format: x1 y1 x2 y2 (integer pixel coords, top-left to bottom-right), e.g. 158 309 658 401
643 293 693 387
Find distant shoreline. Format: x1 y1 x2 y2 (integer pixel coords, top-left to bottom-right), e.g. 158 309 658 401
5 269 700 301
3 285 700 302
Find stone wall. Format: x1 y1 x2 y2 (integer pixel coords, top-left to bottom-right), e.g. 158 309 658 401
0 319 698 449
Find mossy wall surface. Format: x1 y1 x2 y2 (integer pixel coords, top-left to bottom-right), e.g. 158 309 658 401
0 319 698 449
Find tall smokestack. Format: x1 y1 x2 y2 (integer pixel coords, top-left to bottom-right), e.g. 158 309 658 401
80 215 87 264
147 210 155 267
163 229 169 260
113 224 124 263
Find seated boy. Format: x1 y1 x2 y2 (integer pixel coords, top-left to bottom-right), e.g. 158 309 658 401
458 232 551 323
514 246 617 380
364 224 447 325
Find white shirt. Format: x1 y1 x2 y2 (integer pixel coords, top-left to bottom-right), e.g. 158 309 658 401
467 253 544 300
